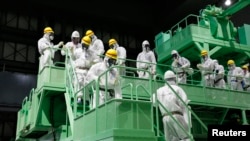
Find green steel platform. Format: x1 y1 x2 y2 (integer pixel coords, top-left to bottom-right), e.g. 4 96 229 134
15 1 250 141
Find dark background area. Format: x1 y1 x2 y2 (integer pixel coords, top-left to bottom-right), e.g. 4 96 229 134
0 0 250 140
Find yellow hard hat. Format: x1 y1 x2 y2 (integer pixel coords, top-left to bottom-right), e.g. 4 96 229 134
242 65 248 70
105 49 117 59
44 27 54 34
227 59 235 65
81 36 91 46
85 30 94 36
108 38 117 46
201 50 208 56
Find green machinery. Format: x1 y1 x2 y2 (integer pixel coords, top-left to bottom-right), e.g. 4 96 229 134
15 1 250 141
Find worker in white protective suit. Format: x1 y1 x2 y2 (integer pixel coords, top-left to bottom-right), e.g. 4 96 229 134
73 36 95 104
151 70 192 141
171 50 192 84
242 65 250 91
85 49 122 109
85 29 105 64
227 60 244 91
38 27 64 72
108 38 127 76
197 50 215 87
136 40 157 79
61 30 82 61
213 59 226 89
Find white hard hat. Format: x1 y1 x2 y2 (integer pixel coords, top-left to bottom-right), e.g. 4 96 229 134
142 40 150 46
171 50 178 55
164 70 176 79
71 31 80 39
213 59 218 64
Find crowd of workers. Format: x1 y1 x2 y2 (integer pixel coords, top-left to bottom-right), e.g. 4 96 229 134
171 49 250 92
37 26 249 141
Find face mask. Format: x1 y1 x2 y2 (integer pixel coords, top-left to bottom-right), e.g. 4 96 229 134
165 78 176 85
202 56 207 61
82 43 88 50
109 44 116 49
107 58 117 67
172 54 178 59
90 35 96 41
49 33 54 41
243 69 247 73
145 44 150 52
72 37 79 44
228 65 233 70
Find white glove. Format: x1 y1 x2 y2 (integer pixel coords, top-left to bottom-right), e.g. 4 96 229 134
57 41 64 47
61 50 66 56
93 59 100 64
197 64 203 69
151 70 156 75
117 60 124 65
114 78 118 85
174 59 179 63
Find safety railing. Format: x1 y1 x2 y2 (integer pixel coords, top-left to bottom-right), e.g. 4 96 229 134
164 14 208 37
152 78 205 141
61 46 250 139
93 65 153 105
38 46 65 74
17 88 35 135
64 47 79 95
131 58 250 93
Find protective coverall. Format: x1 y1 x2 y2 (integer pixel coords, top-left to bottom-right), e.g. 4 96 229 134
171 50 191 84
151 70 191 141
136 40 156 79
61 30 82 61
73 36 95 103
85 49 122 109
38 27 63 72
109 39 127 76
213 60 226 89
197 50 215 87
86 30 105 64
227 60 244 91
242 65 250 91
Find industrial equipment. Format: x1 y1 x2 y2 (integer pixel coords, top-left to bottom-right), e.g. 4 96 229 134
15 1 250 140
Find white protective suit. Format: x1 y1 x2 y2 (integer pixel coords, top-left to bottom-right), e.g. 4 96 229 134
197 55 215 87
227 64 244 91
242 66 250 91
116 46 126 75
85 55 122 109
171 50 191 84
88 33 105 64
109 39 127 76
151 70 191 141
136 40 156 79
38 31 63 72
61 31 82 61
73 44 95 103
213 60 226 89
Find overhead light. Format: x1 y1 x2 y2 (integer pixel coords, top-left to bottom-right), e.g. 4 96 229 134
225 0 232 6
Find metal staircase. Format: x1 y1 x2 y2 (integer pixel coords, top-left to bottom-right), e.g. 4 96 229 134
15 1 250 140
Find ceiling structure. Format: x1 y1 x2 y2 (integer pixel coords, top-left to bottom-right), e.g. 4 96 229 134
1 0 250 74
0 1 250 140
2 0 225 34
3 0 248 39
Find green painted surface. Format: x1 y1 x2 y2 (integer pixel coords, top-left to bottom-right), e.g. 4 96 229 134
16 1 250 141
